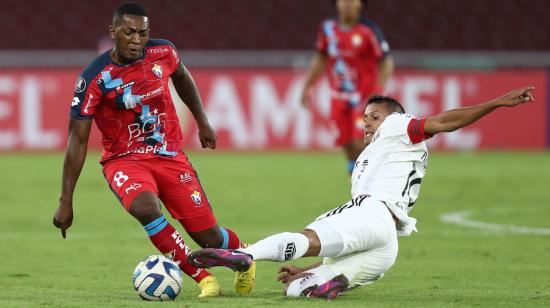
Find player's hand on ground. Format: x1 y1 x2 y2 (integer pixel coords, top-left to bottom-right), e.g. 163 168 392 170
497 87 534 107
300 88 312 110
53 199 74 239
277 265 305 283
198 123 217 149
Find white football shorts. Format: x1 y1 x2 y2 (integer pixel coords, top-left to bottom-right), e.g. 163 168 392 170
304 196 398 287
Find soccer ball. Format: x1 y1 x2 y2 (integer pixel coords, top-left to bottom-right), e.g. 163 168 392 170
132 255 183 301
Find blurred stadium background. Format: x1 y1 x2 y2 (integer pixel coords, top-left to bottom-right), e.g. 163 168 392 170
1 0 549 306
0 0 548 151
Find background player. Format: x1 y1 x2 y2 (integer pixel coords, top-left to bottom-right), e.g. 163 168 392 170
188 87 535 299
52 2 255 298
300 0 394 173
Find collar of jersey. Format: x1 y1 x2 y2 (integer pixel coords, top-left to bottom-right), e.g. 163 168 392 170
106 48 145 67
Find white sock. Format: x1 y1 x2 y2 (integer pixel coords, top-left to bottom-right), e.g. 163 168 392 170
239 232 309 261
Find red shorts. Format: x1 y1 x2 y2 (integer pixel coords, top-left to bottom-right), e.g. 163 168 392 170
102 153 217 232
330 99 365 146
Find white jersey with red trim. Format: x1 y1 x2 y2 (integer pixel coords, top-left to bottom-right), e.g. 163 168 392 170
351 113 430 236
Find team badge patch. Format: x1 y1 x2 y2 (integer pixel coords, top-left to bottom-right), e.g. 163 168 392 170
75 77 86 93
191 190 201 206
152 64 163 78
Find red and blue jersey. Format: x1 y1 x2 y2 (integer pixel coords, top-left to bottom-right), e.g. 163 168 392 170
316 18 390 105
71 39 184 164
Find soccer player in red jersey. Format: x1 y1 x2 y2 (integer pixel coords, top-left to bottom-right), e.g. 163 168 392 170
52 3 255 298
301 0 394 173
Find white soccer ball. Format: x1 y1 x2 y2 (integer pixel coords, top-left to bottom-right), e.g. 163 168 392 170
132 255 183 301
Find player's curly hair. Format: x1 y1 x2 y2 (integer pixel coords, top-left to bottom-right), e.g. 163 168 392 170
367 95 405 113
113 2 148 25
331 0 368 6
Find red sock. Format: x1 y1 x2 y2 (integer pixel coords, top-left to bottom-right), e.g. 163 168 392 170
147 221 210 283
222 227 243 249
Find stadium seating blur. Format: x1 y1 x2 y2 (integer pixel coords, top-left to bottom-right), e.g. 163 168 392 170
1 0 548 50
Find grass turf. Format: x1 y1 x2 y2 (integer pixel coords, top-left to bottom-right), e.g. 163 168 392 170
0 151 549 307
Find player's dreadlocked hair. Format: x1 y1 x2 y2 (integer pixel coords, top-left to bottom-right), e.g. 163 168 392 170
367 95 405 113
113 2 148 25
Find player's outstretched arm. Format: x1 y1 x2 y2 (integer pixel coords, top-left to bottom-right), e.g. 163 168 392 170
424 87 534 136
171 62 216 149
277 262 323 283
300 53 328 109
53 119 92 238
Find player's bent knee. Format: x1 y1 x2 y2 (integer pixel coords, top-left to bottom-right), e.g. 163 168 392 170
301 229 321 256
188 226 224 248
129 192 162 225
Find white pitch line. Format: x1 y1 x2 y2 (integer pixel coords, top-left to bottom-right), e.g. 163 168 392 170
440 211 550 236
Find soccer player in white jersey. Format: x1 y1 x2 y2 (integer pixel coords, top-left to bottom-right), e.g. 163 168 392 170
187 87 535 299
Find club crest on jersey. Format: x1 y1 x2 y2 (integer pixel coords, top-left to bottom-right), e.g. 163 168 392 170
191 190 201 206
75 77 86 93
152 64 163 78
352 33 362 47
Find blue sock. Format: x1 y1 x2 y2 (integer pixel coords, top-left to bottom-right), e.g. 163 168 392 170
219 227 230 249
144 215 168 236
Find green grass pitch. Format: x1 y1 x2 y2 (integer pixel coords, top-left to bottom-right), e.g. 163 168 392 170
1 151 549 307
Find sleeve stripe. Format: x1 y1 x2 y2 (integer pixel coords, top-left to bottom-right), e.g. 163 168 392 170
407 118 432 144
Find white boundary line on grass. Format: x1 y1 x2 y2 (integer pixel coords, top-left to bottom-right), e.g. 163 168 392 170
440 211 550 236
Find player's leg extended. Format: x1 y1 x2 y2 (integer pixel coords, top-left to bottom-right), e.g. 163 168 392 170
187 226 256 295
223 197 390 265
187 228 324 271
284 242 398 300
128 192 213 284
102 159 217 297
154 155 254 294
285 198 399 299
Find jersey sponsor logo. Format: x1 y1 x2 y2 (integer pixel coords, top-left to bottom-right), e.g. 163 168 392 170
115 81 135 91
71 97 80 106
191 190 202 206
141 86 164 101
152 64 163 78
128 110 165 140
75 77 86 93
118 144 166 157
147 47 169 54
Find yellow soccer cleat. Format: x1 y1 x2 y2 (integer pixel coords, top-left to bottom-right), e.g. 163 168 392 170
234 259 256 295
198 275 220 298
